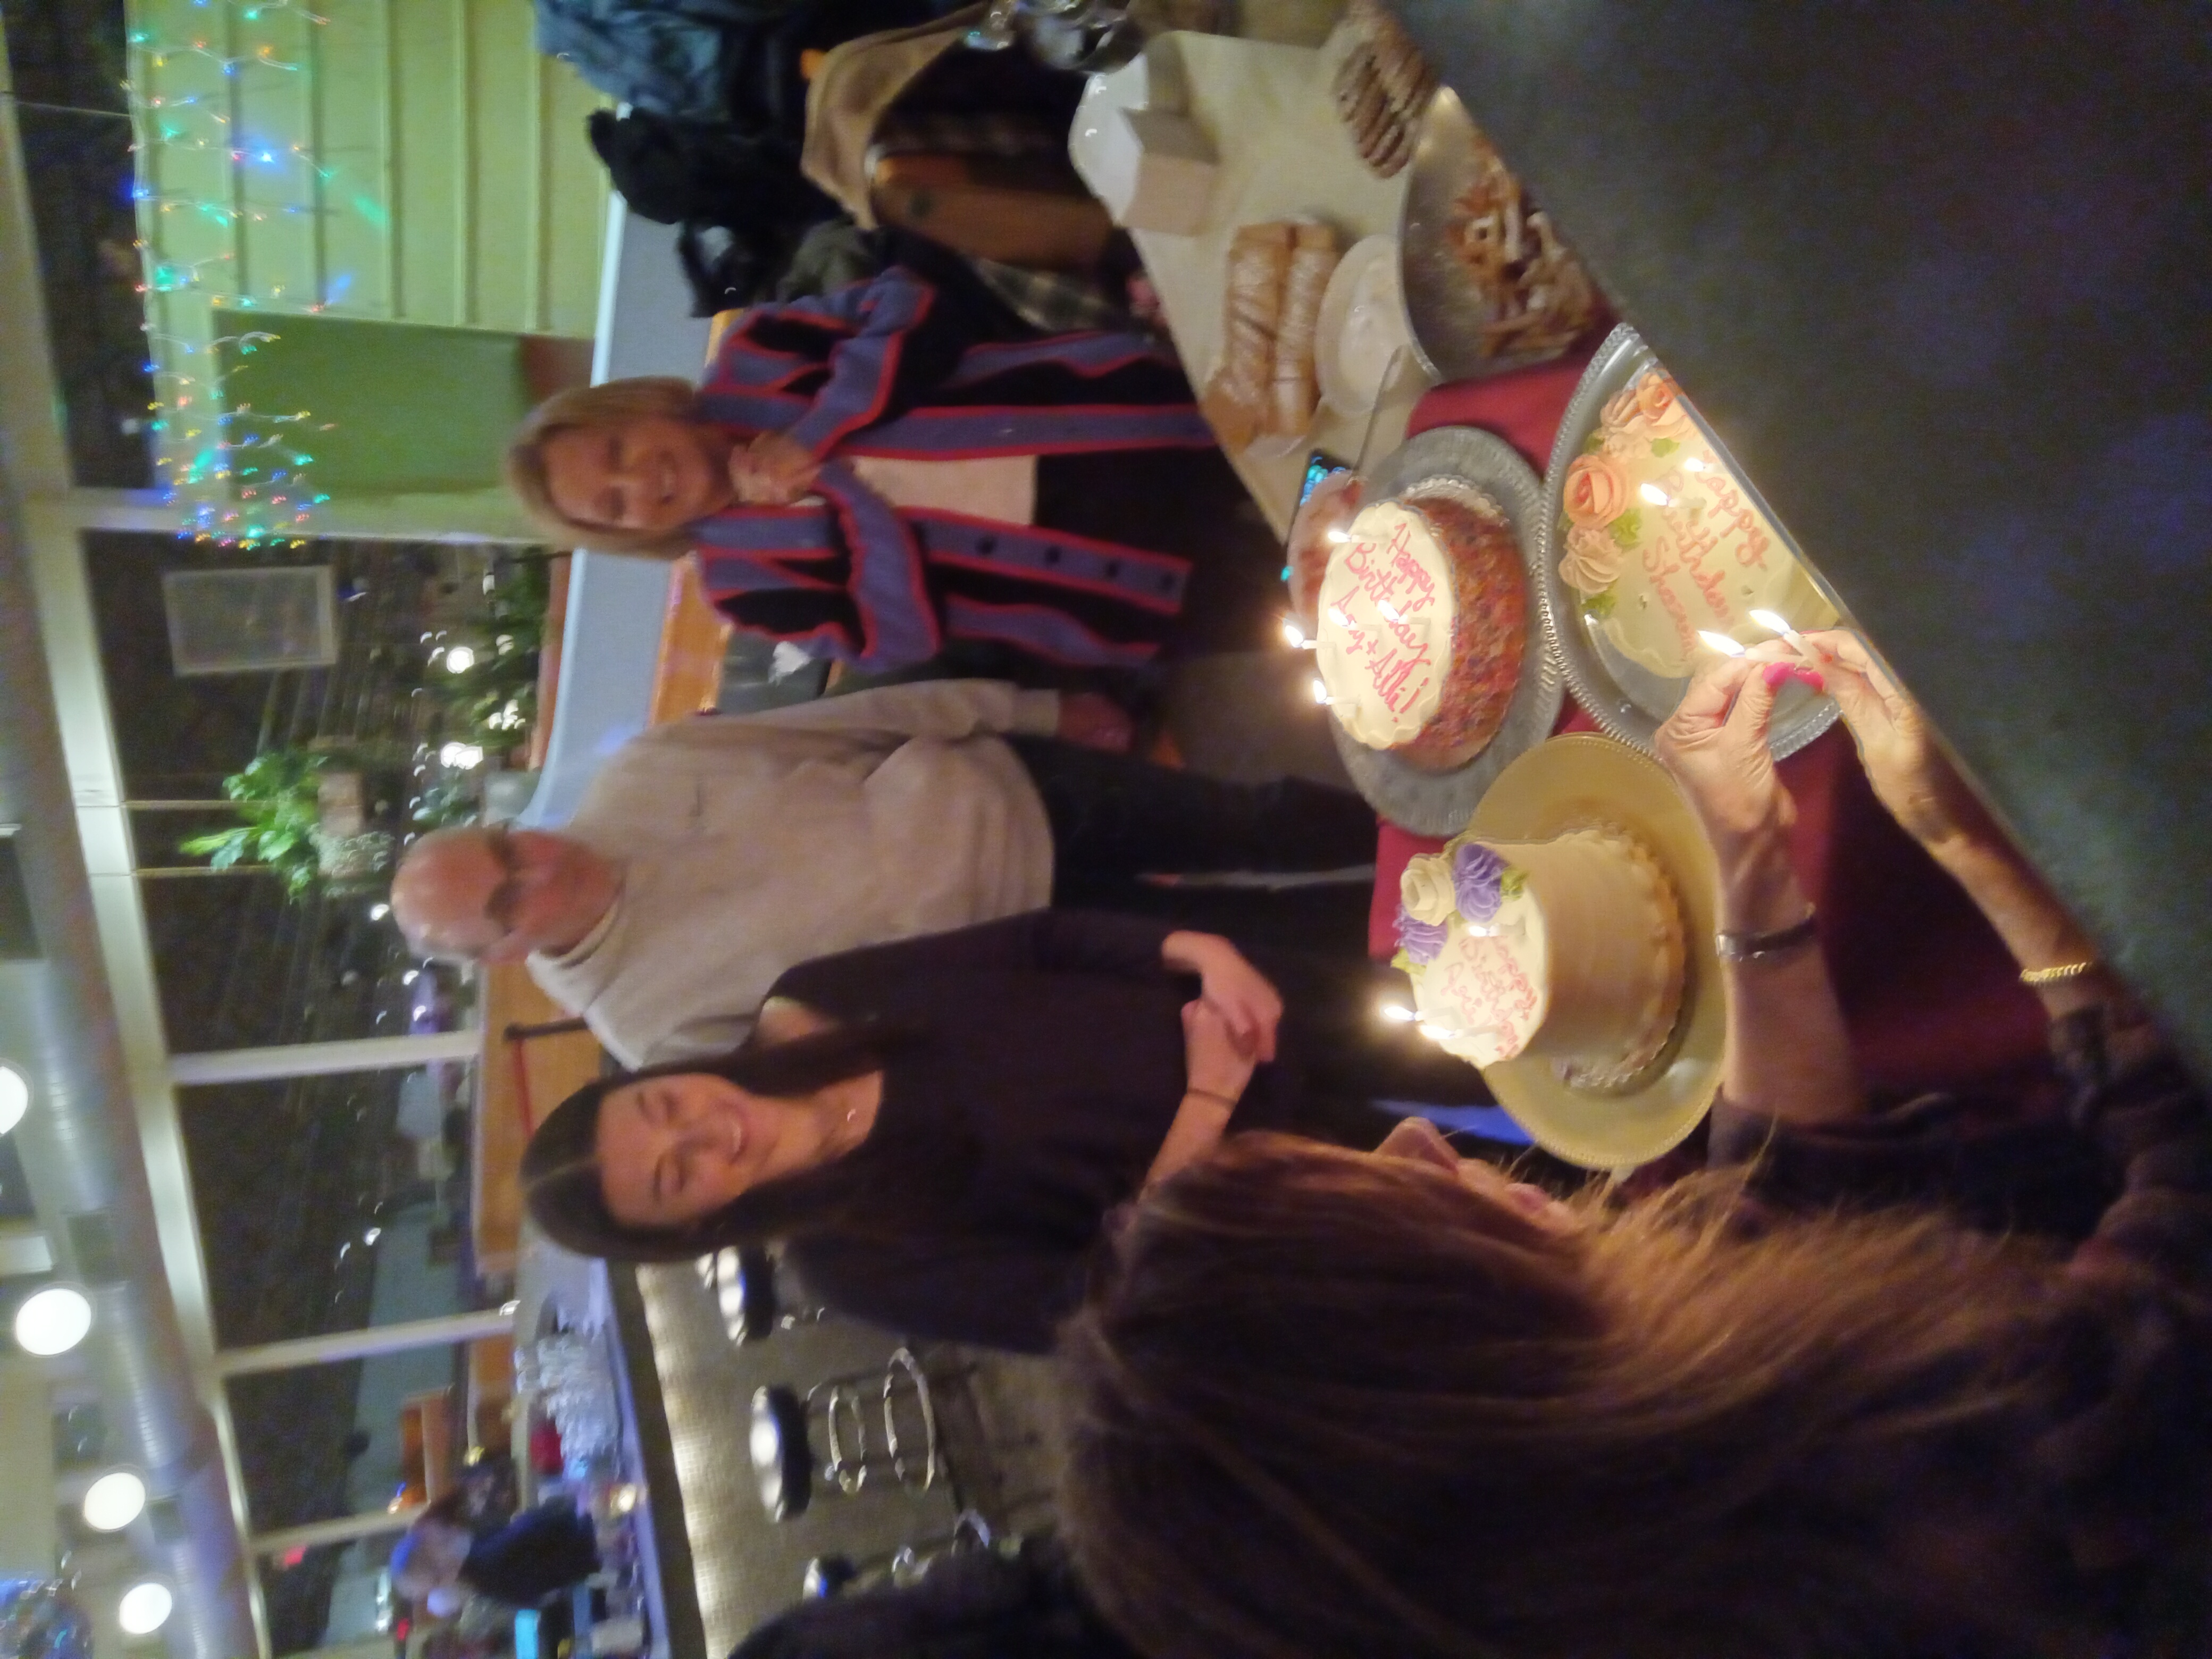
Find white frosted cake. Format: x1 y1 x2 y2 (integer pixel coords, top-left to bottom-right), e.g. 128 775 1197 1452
1395 828 1686 1085
1558 370 1837 677
1313 485 1527 770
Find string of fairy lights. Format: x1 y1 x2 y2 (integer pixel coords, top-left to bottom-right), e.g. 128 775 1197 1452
124 0 351 548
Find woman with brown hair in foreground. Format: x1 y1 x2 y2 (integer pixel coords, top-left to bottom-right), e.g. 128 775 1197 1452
1057 634 2212 1659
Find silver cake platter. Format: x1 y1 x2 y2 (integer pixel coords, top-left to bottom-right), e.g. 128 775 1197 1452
1538 324 1844 759
1326 424 1565 836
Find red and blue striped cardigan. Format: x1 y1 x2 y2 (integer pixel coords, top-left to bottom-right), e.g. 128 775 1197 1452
689 265 1219 672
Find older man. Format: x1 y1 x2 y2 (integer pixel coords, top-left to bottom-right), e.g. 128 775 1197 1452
393 679 1373 1066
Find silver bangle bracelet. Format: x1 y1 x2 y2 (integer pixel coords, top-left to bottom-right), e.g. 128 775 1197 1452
1715 911 1820 963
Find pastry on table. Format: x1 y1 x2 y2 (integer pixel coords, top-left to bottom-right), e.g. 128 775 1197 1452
1201 222 1293 451
1333 0 1438 179
1201 220 1340 451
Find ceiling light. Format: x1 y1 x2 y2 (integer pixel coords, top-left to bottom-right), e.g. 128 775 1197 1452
118 1582 173 1636
82 1470 148 1532
0 1065 25 1134
15 1285 93 1355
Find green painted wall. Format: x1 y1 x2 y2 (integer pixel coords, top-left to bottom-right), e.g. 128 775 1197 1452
131 0 610 518
219 312 535 495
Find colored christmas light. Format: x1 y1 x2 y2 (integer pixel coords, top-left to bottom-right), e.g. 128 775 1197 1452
124 7 363 549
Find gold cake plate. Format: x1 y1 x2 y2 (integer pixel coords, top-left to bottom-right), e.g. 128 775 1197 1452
1464 732 1724 1173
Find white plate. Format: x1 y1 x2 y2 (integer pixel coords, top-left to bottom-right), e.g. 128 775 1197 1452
1315 233 1412 416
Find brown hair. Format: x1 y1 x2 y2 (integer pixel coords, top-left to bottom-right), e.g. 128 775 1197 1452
1057 1134 2137 1659
504 376 704 555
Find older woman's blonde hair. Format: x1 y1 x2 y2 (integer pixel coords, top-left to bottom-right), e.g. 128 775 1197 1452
505 376 703 555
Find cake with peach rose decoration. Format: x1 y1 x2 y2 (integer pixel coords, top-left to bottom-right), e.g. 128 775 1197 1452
1394 826 1687 1088
1560 370 1837 678
1312 480 1526 770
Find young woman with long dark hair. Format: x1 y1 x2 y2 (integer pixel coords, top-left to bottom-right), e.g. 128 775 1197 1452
520 913 1504 1353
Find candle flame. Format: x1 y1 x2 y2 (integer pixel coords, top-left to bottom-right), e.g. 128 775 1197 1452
1748 608 1797 638
1697 630 1747 657
1638 482 1672 507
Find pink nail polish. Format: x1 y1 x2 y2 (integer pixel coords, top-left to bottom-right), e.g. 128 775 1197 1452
1791 667 1826 691
1761 661 1791 690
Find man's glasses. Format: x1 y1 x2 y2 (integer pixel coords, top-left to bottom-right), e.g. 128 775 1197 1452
482 824 525 934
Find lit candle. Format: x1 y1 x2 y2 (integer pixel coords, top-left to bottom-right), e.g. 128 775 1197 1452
1281 617 1306 648
1311 676 1333 706
1377 600 1403 623
1418 1021 1456 1043
1638 482 1672 507
1697 630 1747 657
1680 456 1709 473
1748 607 1808 652
1327 606 1351 628
1325 527 1352 544
1378 1001 1418 1024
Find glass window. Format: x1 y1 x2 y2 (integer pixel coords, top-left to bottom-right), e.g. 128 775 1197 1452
84 532 548 1051
3 0 150 491
178 1065 499 1350
239 1338 516 1655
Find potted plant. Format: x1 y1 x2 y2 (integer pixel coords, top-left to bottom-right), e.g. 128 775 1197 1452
179 746 402 896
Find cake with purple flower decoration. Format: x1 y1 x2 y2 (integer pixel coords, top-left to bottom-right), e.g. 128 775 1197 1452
1393 827 1686 1087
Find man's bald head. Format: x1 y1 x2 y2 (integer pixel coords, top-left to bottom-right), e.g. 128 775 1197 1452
391 825 618 963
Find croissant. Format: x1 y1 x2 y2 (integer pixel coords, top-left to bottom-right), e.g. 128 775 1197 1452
1203 222 1294 451
1269 223 1339 436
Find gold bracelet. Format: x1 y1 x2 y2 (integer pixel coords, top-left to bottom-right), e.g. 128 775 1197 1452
2020 960 2099 986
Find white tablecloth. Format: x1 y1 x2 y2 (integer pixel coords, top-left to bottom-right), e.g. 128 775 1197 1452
1122 28 1433 535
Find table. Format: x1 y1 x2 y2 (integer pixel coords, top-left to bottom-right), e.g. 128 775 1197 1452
1387 0 2212 1078
1124 28 1435 536
1367 358 2048 1100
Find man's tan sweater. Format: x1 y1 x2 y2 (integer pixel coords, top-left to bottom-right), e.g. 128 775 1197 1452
529 680 1059 1066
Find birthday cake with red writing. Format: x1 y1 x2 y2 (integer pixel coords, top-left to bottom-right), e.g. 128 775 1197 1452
1559 370 1836 678
1395 828 1686 1088
1312 482 1526 771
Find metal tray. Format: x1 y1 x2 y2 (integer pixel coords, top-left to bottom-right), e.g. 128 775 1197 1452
1537 324 1843 758
1327 425 1565 835
1397 88 1602 384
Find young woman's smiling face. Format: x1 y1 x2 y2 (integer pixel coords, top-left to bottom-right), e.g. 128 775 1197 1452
541 415 729 536
593 1072 845 1230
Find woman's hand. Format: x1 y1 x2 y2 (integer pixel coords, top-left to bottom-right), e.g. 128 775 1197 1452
1055 692 1135 753
728 432 821 506
1794 631 2108 1008
1162 932 1281 1062
1655 654 1817 932
1793 630 1993 854
1655 655 1803 849
1180 998 1259 1103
